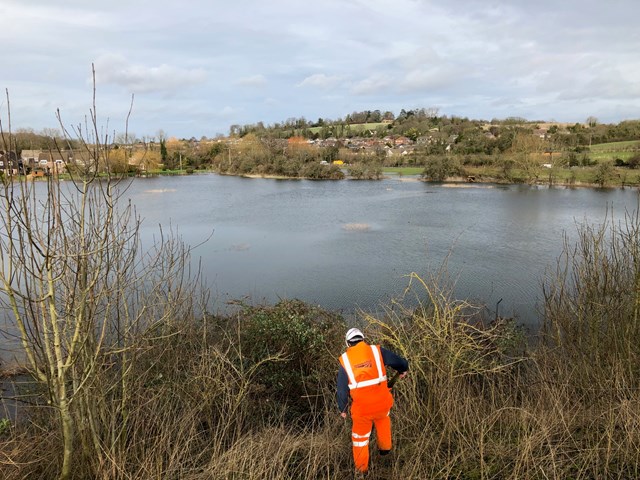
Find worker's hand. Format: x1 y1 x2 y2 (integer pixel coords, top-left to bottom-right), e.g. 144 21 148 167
399 371 408 379
340 412 347 419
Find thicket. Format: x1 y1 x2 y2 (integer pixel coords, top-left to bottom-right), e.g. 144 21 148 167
211 134 344 179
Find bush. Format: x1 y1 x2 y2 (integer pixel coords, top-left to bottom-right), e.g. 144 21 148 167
592 161 615 187
542 208 640 390
299 162 326 179
565 151 579 167
347 163 365 179
421 156 463 181
326 164 346 179
234 300 344 423
347 163 381 180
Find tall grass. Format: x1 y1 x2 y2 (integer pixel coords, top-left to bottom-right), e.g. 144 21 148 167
3 207 640 479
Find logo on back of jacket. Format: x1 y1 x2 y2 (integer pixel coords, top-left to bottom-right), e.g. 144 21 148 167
354 360 372 369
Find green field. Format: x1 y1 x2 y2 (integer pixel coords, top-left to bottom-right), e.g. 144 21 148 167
590 140 640 151
589 140 640 162
383 164 640 186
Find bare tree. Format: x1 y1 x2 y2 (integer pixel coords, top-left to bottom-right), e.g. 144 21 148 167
0 68 202 479
510 131 545 183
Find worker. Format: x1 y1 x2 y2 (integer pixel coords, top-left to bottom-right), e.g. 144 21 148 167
337 327 409 475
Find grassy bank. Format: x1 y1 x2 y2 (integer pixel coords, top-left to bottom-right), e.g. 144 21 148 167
383 167 424 176
381 164 640 188
461 164 640 187
2 209 640 479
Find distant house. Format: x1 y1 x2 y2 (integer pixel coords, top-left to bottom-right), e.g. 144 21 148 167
394 136 411 146
70 150 94 168
0 151 20 175
287 136 307 146
20 149 41 171
37 151 72 174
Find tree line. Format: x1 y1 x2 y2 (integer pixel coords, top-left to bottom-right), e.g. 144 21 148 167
4 109 639 183
230 108 640 146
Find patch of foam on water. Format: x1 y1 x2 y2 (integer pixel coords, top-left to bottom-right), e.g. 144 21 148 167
342 223 371 232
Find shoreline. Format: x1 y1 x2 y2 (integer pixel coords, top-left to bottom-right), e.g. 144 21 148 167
20 169 639 190
439 175 639 189
224 171 639 190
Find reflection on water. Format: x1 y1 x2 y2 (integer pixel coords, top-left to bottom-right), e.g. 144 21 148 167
1 174 638 365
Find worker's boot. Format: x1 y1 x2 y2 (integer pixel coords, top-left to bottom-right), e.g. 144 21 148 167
379 449 393 470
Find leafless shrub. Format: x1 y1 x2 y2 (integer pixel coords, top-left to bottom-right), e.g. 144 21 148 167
0 69 204 479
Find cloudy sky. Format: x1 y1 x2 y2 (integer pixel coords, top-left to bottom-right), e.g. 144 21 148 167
2 0 639 139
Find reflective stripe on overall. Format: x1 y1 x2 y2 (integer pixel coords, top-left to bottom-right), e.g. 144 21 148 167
339 342 394 473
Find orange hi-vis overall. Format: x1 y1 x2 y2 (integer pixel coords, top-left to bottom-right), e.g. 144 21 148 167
339 342 394 473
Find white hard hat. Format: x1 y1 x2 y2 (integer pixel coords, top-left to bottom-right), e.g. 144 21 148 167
345 328 364 347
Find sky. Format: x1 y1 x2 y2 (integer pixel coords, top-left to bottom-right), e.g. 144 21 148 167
1 0 639 139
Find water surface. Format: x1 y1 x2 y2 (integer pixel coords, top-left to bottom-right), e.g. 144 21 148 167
125 174 638 327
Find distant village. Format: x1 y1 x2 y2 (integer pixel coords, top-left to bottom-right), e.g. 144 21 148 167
0 146 160 176
1 114 639 179
0 149 77 176
0 133 451 176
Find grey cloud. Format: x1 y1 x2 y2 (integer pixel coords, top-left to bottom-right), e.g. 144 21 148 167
1 1 108 29
297 74 343 89
237 75 268 87
94 54 206 94
4 0 640 138
351 74 393 95
398 66 462 93
559 74 640 102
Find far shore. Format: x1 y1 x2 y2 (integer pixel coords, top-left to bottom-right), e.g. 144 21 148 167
233 171 638 189
15 168 640 190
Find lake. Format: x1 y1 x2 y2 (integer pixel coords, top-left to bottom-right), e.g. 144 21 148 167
1 173 639 366
122 174 638 328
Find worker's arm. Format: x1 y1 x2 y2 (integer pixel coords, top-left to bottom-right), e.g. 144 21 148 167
337 366 350 417
381 347 409 376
